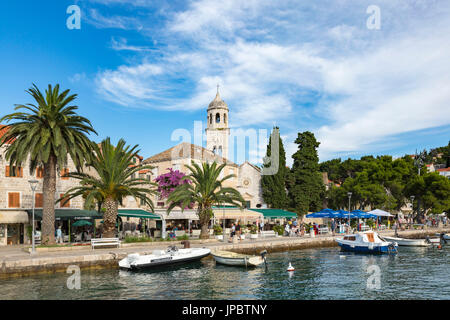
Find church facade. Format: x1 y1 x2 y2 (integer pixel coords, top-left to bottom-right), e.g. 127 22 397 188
141 90 265 209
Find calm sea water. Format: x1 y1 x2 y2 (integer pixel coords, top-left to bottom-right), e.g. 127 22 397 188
2 246 449 300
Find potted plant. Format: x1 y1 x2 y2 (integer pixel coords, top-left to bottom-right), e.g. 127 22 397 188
213 224 223 240
250 225 258 239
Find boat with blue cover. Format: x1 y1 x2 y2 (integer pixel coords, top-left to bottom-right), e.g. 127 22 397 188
335 231 398 254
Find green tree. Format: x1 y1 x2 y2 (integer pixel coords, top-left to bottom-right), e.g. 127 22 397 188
0 84 96 244
167 161 245 239
288 131 325 216
261 127 288 209
59 138 157 238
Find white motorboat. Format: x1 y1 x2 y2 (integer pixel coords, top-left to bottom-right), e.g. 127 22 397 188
381 236 430 247
211 250 267 267
335 231 398 254
119 246 211 270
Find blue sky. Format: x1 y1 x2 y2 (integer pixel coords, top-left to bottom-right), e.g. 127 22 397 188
0 0 449 166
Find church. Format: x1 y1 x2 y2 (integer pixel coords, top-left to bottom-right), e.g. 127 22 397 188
141 89 265 210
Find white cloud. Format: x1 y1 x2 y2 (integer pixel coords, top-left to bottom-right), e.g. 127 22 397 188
89 0 450 161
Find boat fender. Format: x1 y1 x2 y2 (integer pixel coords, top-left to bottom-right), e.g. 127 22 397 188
287 262 295 272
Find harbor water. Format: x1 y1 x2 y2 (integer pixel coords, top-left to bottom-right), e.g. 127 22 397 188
1 246 449 300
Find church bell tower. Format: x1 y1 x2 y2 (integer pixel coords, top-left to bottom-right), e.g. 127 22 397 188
206 86 230 159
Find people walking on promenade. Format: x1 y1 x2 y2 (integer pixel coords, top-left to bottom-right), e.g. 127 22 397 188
56 226 63 244
284 223 290 237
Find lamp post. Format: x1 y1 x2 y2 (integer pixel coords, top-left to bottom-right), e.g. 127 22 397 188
28 180 38 255
410 195 415 227
347 192 352 234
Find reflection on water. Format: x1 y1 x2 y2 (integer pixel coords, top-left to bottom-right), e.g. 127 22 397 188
1 246 449 300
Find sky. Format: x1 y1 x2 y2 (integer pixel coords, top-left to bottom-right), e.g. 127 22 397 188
0 0 449 166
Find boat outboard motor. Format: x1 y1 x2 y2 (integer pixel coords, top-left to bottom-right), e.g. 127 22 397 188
425 236 431 244
440 233 447 245
260 250 268 270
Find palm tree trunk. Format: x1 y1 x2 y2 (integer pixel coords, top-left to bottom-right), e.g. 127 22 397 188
199 208 211 239
103 196 118 238
42 155 57 245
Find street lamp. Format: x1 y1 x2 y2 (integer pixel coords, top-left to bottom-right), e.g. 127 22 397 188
347 192 352 234
28 180 39 255
410 195 415 226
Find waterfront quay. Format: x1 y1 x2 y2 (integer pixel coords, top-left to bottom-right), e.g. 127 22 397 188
1 227 449 279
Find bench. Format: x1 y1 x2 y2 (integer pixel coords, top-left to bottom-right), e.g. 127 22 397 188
318 227 329 234
91 238 121 250
261 230 277 238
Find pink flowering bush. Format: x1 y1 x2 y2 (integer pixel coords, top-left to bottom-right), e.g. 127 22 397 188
155 169 192 207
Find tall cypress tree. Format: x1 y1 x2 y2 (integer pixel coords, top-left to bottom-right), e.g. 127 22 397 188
288 131 325 215
261 127 288 208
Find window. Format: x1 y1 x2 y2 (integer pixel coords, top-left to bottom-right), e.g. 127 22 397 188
5 166 23 177
213 146 217 154
35 193 43 208
8 192 20 208
140 198 146 206
36 167 44 179
218 146 222 157
245 201 251 209
147 174 152 181
216 113 220 123
157 202 165 207
60 168 69 180
224 113 227 124
209 114 212 124
59 194 70 208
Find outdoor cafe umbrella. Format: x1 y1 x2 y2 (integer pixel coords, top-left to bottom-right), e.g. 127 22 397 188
306 208 337 218
350 210 378 219
72 220 93 227
367 209 393 217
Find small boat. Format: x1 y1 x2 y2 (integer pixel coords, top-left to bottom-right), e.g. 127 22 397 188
435 233 450 241
119 246 211 270
426 233 448 246
335 231 398 254
211 250 267 267
381 236 430 247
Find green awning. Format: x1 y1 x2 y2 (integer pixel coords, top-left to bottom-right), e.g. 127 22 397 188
248 208 298 219
26 209 102 221
118 209 161 220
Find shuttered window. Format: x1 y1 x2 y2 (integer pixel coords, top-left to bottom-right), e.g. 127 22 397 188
8 192 20 208
60 168 69 180
59 194 70 208
36 167 44 179
5 166 23 177
35 193 43 208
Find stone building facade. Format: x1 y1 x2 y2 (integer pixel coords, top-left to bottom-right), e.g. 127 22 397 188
142 91 265 210
0 129 84 245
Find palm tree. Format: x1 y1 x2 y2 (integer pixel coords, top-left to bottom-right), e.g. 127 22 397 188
167 161 245 239
59 138 158 238
0 84 97 244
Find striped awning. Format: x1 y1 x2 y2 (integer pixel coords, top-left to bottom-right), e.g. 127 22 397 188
0 211 29 224
156 209 199 221
213 208 262 220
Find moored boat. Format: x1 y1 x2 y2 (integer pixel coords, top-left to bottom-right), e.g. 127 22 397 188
435 233 450 241
119 246 211 270
211 250 267 267
335 231 398 254
381 236 430 247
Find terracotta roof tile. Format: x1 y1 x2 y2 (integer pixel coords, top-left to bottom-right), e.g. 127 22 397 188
143 142 238 167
